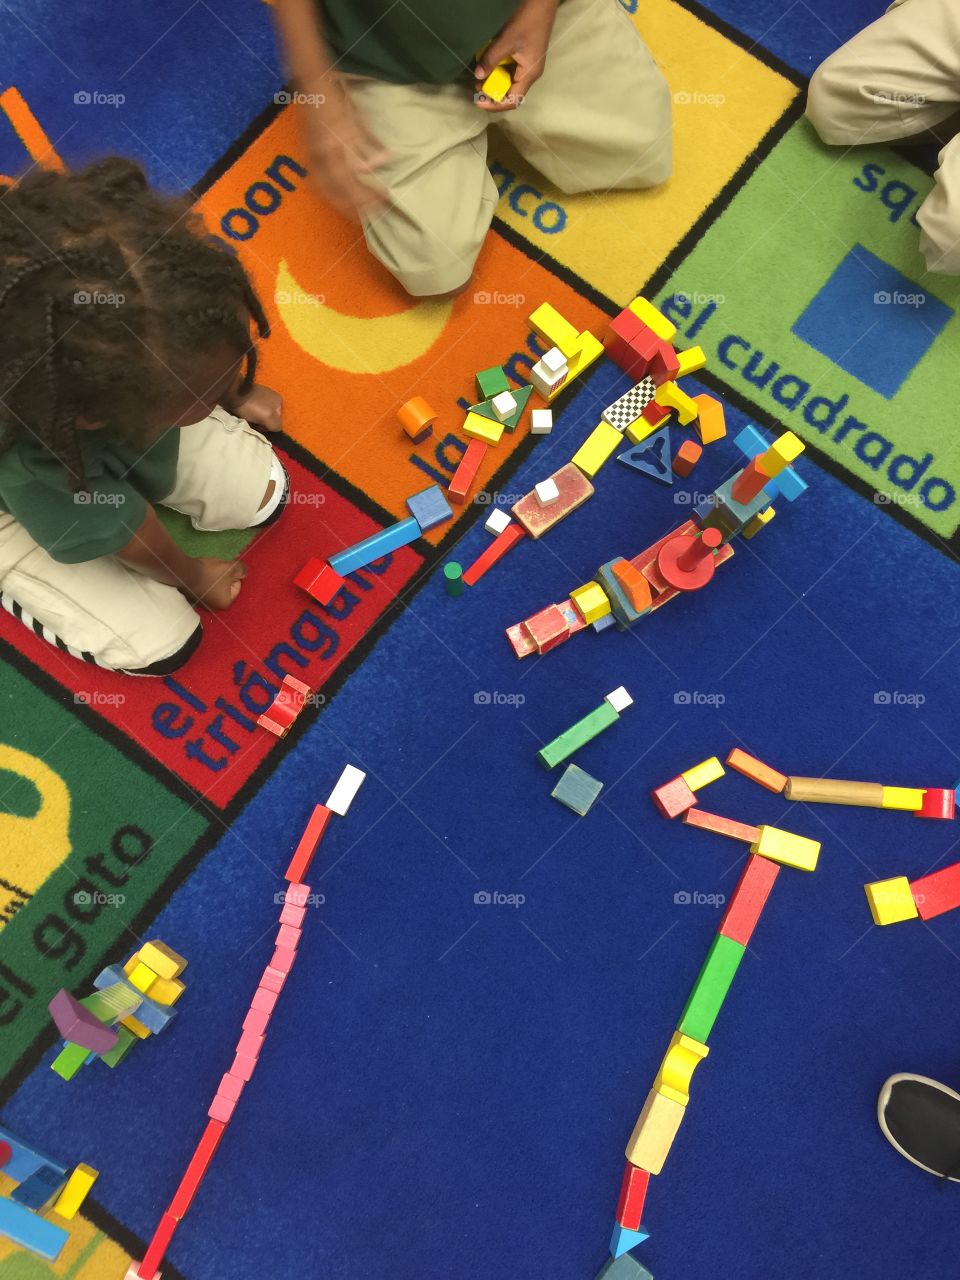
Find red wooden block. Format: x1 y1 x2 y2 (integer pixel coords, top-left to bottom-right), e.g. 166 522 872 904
260 966 286 995
257 675 311 738
914 788 956 820
251 987 280 1015
651 775 697 818
447 439 487 504
683 807 761 843
138 1211 179 1279
275 923 301 951
524 604 570 654
718 854 781 945
285 804 332 882
279 902 307 928
615 1163 650 1230
293 559 345 606
642 399 671 429
271 946 297 974
167 1119 226 1219
236 1028 264 1059
242 1007 270 1036
657 526 723 592
461 522 526 586
648 341 680 385
0 1139 11 1169
911 860 960 920
672 439 702 478
730 457 770 505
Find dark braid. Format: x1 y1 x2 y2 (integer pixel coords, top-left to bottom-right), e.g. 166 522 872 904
0 157 268 492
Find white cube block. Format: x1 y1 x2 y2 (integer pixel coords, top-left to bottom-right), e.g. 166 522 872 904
605 686 633 713
484 508 512 536
530 360 567 399
541 346 567 374
535 478 560 505
530 408 553 435
326 764 366 816
491 390 517 422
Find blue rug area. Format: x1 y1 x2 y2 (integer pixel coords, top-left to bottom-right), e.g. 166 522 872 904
695 0 889 73
6 359 960 1279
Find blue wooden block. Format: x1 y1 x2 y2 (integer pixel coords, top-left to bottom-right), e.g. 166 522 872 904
592 612 617 633
328 517 422 576
610 1221 651 1258
93 967 174 1035
0 1193 69 1260
617 427 673 484
772 465 808 502
10 1165 67 1210
698 474 773 542
733 424 769 459
0 1125 66 1184
406 484 453 533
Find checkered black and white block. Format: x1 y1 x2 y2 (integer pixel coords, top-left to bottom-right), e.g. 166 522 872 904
602 376 656 430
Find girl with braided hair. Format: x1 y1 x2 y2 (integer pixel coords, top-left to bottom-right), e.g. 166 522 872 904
0 157 287 674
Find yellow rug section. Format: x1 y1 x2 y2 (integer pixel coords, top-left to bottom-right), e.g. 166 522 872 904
0 1172 133 1278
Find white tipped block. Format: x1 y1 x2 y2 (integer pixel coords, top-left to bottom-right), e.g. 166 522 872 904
530 409 553 435
605 686 633 713
484 508 512 536
326 764 366 816
535 479 560 505
541 347 567 374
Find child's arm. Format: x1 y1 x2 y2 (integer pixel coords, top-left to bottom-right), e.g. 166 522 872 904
116 505 246 610
273 0 390 219
475 0 559 112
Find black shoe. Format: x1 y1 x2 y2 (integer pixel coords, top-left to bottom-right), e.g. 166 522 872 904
878 1073 960 1183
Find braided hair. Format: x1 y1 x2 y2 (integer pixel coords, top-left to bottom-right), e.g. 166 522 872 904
0 157 269 491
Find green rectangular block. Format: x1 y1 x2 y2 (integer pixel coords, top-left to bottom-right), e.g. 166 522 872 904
476 365 510 398
50 1040 91 1081
81 983 139 1024
100 1024 138 1068
677 932 746 1042
538 701 619 770
551 763 604 815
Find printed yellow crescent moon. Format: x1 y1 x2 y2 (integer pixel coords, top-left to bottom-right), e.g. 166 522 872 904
275 259 453 374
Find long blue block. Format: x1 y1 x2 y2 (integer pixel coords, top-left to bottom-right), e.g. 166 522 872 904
610 1221 651 1258
93 967 175 1035
0 1194 69 1260
329 517 422 576
10 1165 67 1210
0 1125 66 1184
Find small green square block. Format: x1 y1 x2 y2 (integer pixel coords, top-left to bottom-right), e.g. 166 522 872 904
677 932 745 1042
552 763 604 816
51 1040 91 1081
476 365 510 398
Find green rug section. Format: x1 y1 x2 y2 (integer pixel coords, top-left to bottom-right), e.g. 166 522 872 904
0 662 209 1089
656 119 960 539
157 507 255 560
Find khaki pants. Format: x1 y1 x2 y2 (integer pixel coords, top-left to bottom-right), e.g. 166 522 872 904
806 0 960 272
0 409 278 673
347 0 672 295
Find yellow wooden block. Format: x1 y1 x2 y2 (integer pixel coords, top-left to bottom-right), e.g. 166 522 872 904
624 415 660 446
570 581 612 625
624 1087 686 1174
864 876 919 926
529 302 581 358
148 975 186 1006
655 381 698 425
120 1013 152 1040
481 64 512 103
463 411 505 446
766 430 804 471
676 346 707 377
139 940 187 980
561 329 604 385
53 1163 99 1220
627 296 676 343
881 786 926 811
653 1031 709 1105
680 756 725 792
743 507 776 539
126 961 159 995
571 421 622 477
750 824 821 872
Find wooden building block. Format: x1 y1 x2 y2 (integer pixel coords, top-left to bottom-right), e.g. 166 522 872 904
910 860 960 921
535 478 560 505
329 517 421 576
126 961 159 995
654 381 697 425
726 748 787 794
512 462 594 538
52 1163 99 1220
624 1088 685 1174
485 508 512 536
462 410 505 446
326 763 366 816
596 1253 654 1280
551 763 604 816
570 581 611 625
0 1194 68 1260
750 825 821 872
447 439 487 504
784 776 884 807
691 394 726 444
48 989 121 1055
681 756 725 792
742 507 776 539
683 808 761 844
168 1119 226 1220
881 786 927 811
147 975 185 1006
293 558 345 606
139 941 187 981
529 301 581 355
615 1162 650 1230
765 430 805 471
397 396 436 442
602 377 657 430
138 1210 179 1279
653 1031 709 1105
672 439 702 478
476 365 509 398
285 804 333 882
406 483 453 533
914 787 956 820
491 390 518 422
444 562 464 596
609 1223 651 1261
538 700 620 769
530 408 553 434
627 296 677 342
651 775 697 819
462 522 526 586
571 421 623 478
719 854 781 944
678 933 746 1041
676 346 707 376
611 560 653 615
11 1165 67 1211
864 875 920 926
525 604 570 654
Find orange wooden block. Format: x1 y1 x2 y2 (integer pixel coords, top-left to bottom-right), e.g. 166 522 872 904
611 559 653 614
692 394 726 444
682 807 761 843
726 748 788 794
397 396 436 442
672 439 702 478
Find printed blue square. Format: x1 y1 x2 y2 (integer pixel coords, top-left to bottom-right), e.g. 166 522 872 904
791 245 952 398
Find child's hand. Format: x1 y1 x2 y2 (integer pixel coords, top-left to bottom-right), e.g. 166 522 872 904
298 76 391 220
186 557 248 610
475 0 559 112
227 383 284 433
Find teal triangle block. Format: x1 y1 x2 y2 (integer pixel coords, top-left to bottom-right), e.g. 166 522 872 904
610 1221 650 1258
617 427 673 484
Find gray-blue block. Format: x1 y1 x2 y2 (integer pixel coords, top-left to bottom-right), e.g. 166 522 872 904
596 1252 654 1279
10 1165 66 1210
552 764 604 816
329 516 422 576
0 1193 69 1260
0 1125 66 1184
406 484 453 533
94 967 176 1034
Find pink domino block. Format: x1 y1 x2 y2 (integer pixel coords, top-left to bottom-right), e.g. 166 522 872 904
271 947 297 974
276 924 301 951
260 966 287 994
251 987 279 1015
208 1094 238 1124
279 903 307 928
231 1051 258 1082
285 882 311 907
236 1028 264 1059
242 1007 270 1036
218 1073 244 1102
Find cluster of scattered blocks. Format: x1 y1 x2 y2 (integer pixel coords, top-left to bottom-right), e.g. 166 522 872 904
0 1125 98 1261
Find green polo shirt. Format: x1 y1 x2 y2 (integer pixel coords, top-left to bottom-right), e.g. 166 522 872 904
320 0 518 84
0 428 179 563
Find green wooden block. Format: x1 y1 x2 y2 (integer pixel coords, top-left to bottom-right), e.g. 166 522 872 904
538 701 619 769
501 383 532 432
444 562 464 597
476 365 510 398
80 983 139 1024
677 932 745 1042
468 397 500 421
100 1024 138 1068
551 764 603 815
51 1041 91 1081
